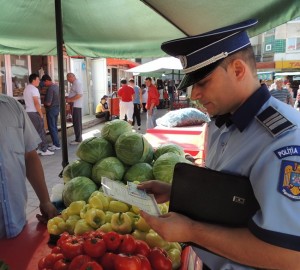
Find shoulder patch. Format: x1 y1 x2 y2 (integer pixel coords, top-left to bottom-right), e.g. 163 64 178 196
274 145 300 159
279 160 300 200
256 106 295 137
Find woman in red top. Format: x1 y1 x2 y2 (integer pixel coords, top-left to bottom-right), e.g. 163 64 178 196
145 77 160 129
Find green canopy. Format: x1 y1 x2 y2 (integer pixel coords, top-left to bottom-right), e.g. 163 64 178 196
0 0 299 57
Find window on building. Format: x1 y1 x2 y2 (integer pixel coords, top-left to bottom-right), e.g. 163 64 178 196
10 55 29 97
286 37 300 52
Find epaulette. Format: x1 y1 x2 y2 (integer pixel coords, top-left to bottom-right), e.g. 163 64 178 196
256 106 295 137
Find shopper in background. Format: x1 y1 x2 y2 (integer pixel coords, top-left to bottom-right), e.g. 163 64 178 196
95 95 110 121
0 94 58 239
139 19 300 269
117 78 135 125
145 77 160 129
66 73 83 145
41 75 60 151
23 73 54 156
141 83 148 112
129 78 143 130
270 78 294 106
294 86 300 110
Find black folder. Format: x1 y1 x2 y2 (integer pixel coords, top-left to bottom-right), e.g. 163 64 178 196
169 163 260 227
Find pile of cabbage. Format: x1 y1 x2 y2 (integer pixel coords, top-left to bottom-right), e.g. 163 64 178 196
62 119 192 206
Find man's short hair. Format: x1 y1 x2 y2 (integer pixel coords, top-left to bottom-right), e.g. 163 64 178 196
120 78 127 84
28 73 39 83
145 77 152 82
41 74 52 82
129 78 134 83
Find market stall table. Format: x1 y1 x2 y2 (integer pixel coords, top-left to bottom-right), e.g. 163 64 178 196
144 124 207 160
0 208 52 270
0 208 202 270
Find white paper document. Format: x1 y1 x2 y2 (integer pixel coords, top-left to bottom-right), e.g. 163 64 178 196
101 177 161 216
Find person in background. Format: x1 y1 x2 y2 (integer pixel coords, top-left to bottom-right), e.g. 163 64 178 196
270 78 294 106
293 85 300 110
145 77 160 129
163 88 169 108
129 78 142 130
95 95 110 121
23 73 54 156
0 94 58 239
66 73 83 145
41 75 60 151
117 78 135 125
285 82 295 103
138 19 300 270
141 83 148 112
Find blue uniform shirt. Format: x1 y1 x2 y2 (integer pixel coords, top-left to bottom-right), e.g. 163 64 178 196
196 85 300 269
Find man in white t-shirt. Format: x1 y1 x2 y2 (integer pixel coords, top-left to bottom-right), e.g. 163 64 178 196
23 73 54 156
66 73 83 145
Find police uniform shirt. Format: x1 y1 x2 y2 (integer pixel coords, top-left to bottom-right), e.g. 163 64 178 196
196 85 300 269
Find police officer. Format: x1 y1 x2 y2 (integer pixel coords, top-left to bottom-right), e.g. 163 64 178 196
138 19 300 269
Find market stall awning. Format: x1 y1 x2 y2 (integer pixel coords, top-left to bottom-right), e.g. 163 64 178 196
106 58 139 69
0 0 300 58
126 57 182 74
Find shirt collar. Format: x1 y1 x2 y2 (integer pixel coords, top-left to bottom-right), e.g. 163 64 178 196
215 84 271 131
0 94 9 103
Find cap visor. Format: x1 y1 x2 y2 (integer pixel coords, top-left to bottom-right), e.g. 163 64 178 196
177 62 221 90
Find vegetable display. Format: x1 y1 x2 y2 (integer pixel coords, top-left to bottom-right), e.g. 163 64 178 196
39 230 180 270
50 120 195 269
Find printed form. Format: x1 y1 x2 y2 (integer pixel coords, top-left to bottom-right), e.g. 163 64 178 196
101 177 161 216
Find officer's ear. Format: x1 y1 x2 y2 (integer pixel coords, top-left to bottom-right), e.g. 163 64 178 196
230 59 246 81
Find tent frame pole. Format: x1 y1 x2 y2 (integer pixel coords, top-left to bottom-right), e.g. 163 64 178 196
55 0 69 175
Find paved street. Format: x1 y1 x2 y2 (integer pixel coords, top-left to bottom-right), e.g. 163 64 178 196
26 108 168 216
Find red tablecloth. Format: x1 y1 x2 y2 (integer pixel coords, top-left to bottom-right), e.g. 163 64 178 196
0 209 52 270
144 124 207 158
0 209 202 270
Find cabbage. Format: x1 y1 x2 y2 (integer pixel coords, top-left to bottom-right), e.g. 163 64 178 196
153 152 192 183
62 159 93 183
101 119 133 144
92 157 125 185
124 163 154 183
76 137 114 164
62 176 98 207
115 132 154 165
154 143 185 160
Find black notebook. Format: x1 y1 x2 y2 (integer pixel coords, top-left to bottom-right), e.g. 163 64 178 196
169 163 260 227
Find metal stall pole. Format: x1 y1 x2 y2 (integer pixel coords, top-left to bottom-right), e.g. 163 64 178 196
55 0 69 176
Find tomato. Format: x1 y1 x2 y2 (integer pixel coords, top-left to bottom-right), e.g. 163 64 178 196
103 231 121 251
118 234 137 255
51 246 62 254
69 254 93 270
79 261 103 270
148 247 172 270
60 236 84 260
134 240 151 257
38 256 46 270
114 254 141 270
99 252 116 270
137 255 151 270
43 253 64 269
83 236 106 258
53 258 70 270
57 232 72 248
